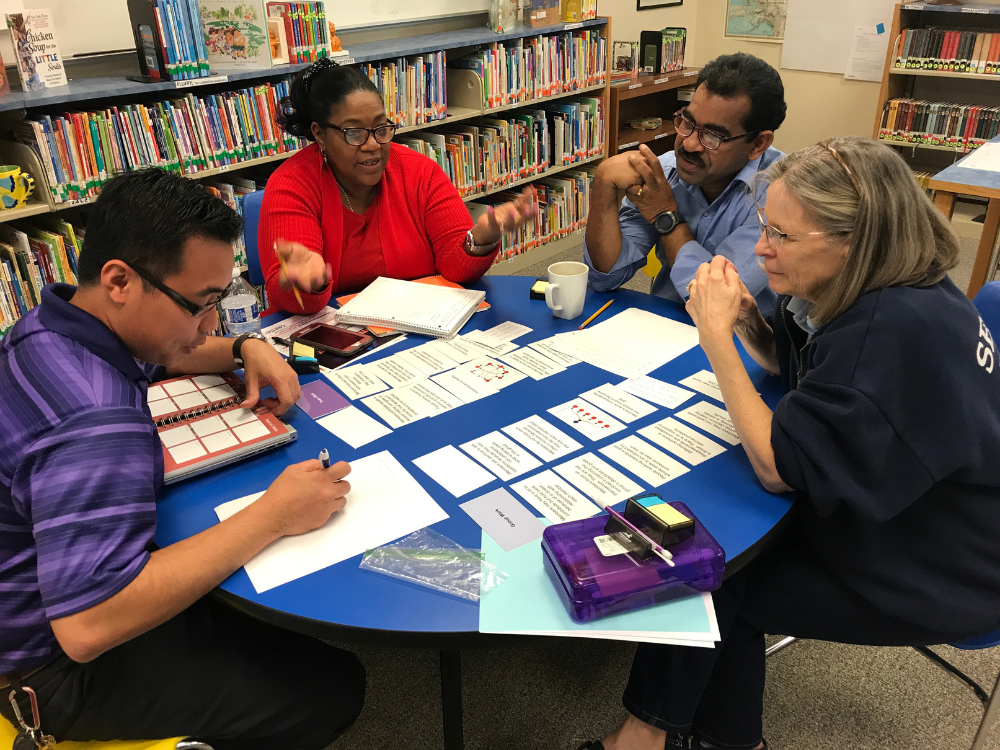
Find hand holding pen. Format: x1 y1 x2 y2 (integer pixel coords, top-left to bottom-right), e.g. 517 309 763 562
275 240 333 308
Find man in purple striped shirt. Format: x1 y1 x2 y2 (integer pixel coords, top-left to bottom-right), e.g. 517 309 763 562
0 169 364 749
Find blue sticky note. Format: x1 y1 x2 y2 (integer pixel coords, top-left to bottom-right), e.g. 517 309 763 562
876 23 885 35
478 524 717 639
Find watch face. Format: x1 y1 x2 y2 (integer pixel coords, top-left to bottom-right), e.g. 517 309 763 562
655 212 678 234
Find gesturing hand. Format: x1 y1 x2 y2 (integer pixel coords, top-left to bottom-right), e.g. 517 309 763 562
597 153 644 192
239 338 301 416
276 239 332 294
472 186 538 249
685 256 745 347
624 144 679 224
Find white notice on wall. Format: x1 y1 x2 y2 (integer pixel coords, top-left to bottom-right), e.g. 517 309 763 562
553 453 644 508
844 25 891 82
501 415 583 462
460 431 543 481
638 417 727 466
509 470 602 524
599 435 691 487
675 402 741 446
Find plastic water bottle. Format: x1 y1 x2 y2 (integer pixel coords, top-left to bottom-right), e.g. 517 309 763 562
219 268 261 337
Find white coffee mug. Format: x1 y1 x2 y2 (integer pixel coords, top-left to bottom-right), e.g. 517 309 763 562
545 261 588 321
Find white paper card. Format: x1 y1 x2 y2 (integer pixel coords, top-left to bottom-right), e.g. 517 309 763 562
599 435 691 487
501 415 582 462
234 421 271 442
367 355 424 388
464 357 527 389
462 332 519 358
201 385 238 402
147 385 167 401
529 337 580 367
430 367 498 404
164 379 198 397
679 370 723 402
581 383 657 423
553 453 644 508
215 451 449 592
317 406 392 449
498 348 565 381
413 445 495 497
160 424 196 448
201 430 240 453
326 365 388 400
398 379 465 417
149 398 176 418
509 470 602 523
676 402 740 446
169 440 207 464
427 337 479 364
192 374 226 388
397 343 458 375
460 431 543 481
638 417 727 466
619 376 695 409
476 321 533 344
361 390 425 429
172 391 209 410
191 415 228 438
547 399 627 440
222 409 257 428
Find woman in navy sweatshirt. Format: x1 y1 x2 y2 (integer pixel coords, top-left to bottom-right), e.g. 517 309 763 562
583 137 1000 750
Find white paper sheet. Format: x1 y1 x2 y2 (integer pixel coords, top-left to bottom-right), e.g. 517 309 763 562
619 376 695 409
498 347 565 381
501 415 582 462
172 391 209 410
262 305 339 356
361 390 426 429
413 445 496 497
782 0 896 75
462 331 520 358
954 142 1000 172
201 384 238 402
367 355 424 388
201 430 240 453
599 435 691 487
548 308 699 378
317 406 392 449
149 398 176 418
233 421 271 442
222 409 257 428
397 343 459 375
191 415 228 437
463 357 527 389
398 379 465 417
581 383 657 423
147 385 167 401
325 365 389 400
529 337 581 367
552 453 644 508
638 417 727 466
160 424 196 448
169 440 207 464
430 367 499 403
215 451 449 593
547 398 627 440
164 378 198 396
474 321 533 345
427 336 479 364
845 25 891 82
509 469 602 523
675 402 741 446
460 431 543 481
679 371 723 402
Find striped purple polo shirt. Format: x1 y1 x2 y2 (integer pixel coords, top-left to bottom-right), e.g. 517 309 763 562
0 283 163 674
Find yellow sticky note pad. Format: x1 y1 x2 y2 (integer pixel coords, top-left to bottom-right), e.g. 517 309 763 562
647 503 690 526
291 342 315 358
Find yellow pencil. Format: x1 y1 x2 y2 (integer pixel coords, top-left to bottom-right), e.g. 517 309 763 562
579 299 614 330
277 246 304 311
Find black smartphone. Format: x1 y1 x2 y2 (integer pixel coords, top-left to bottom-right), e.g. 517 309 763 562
293 323 374 357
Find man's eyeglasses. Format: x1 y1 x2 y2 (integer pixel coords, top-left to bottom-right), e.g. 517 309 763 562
129 264 228 317
320 121 397 146
673 110 760 151
756 209 825 251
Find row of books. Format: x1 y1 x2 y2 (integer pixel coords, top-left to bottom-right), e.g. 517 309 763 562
361 53 448 128
893 27 1000 74
397 98 605 199
153 0 212 80
0 218 82 335
266 2 332 64
660 28 688 74
453 30 607 110
878 98 1000 150
470 166 596 263
13 81 304 204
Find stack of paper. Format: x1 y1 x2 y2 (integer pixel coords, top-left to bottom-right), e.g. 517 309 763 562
336 277 486 338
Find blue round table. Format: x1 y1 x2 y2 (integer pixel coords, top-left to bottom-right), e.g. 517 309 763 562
155 275 795 750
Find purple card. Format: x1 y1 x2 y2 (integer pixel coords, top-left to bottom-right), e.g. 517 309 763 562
297 380 350 419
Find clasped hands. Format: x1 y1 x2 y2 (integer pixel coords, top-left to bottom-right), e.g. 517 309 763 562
601 144 680 224
685 255 758 350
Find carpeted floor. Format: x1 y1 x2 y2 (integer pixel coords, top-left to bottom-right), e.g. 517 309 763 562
324 236 996 750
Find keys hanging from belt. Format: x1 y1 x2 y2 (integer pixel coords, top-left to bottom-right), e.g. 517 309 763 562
8 687 54 750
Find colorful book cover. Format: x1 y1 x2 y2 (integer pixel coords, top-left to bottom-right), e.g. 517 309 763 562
6 9 68 91
201 1 272 71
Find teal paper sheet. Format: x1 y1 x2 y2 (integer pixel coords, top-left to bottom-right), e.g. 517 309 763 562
478 527 718 640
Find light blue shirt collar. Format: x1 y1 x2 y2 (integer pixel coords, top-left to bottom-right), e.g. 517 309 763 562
787 296 821 339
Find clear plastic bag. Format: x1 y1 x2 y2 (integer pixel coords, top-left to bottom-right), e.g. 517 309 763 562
359 528 510 602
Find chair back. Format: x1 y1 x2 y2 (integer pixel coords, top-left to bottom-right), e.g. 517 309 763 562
973 281 1000 340
242 190 265 288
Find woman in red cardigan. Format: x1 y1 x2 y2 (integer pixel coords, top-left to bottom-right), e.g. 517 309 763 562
260 58 537 313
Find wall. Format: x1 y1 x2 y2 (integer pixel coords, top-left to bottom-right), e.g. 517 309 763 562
600 0 698 60
693 0 882 154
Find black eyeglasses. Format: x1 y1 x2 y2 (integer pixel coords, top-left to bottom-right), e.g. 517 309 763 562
129 264 229 317
673 110 760 151
320 121 397 146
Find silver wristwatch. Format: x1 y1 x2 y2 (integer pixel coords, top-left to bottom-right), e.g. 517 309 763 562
464 229 499 257
653 211 685 236
232 332 266 367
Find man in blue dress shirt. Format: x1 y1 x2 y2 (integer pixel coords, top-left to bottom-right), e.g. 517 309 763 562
585 53 787 318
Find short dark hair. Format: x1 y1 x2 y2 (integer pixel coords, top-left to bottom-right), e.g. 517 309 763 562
278 58 381 141
77 168 243 287
696 53 787 136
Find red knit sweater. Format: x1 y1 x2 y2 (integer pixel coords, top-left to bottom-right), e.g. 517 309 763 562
258 143 497 314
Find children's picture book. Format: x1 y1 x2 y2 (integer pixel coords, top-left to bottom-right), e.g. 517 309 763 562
611 41 640 81
6 9 67 91
201 1 272 71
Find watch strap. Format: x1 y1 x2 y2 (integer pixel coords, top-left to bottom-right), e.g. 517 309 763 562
464 229 500 257
232 332 263 366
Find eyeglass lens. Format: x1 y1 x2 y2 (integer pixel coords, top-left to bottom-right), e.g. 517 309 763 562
342 125 396 146
756 210 782 249
673 114 724 150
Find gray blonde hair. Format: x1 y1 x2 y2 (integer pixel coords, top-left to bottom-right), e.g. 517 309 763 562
757 136 959 326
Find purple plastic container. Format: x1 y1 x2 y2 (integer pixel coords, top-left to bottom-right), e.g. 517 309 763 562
541 502 726 623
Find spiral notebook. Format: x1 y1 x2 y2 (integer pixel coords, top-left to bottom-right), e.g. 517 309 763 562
148 372 297 484
334 277 486 338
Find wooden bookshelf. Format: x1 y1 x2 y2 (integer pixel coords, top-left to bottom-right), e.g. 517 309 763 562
608 69 698 156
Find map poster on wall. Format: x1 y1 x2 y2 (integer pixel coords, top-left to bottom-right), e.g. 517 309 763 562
726 0 787 43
